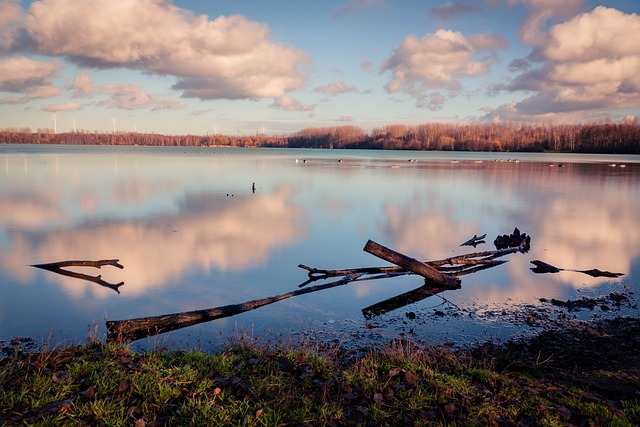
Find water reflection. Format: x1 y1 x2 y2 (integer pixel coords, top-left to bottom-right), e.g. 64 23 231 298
3 189 305 297
0 146 638 349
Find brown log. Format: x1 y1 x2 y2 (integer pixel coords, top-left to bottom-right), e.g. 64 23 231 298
363 240 460 288
107 273 364 343
298 258 505 281
32 259 124 269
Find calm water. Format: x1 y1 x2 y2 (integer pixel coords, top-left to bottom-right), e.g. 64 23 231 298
1 144 639 351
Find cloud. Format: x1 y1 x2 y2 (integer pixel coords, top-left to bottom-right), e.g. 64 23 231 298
332 0 386 20
428 2 483 23
501 0 585 46
71 73 184 111
70 73 95 98
360 61 373 72
314 81 358 95
271 95 315 111
0 56 61 104
42 102 80 112
0 56 59 92
486 6 640 122
14 0 309 101
381 29 507 110
190 109 215 117
0 0 28 53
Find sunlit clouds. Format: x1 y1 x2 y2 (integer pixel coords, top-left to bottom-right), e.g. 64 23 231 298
382 30 508 110
0 0 309 115
0 0 638 132
0 56 60 104
24 0 310 101
487 5 640 122
314 82 358 95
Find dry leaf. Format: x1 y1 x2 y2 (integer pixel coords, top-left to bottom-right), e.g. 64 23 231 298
404 370 419 384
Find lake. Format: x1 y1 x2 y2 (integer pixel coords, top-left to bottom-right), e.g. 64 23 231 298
1 144 639 352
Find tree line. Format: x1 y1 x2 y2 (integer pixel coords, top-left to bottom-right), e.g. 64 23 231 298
2 121 639 153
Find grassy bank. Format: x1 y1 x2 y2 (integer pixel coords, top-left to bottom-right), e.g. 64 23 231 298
2 318 640 426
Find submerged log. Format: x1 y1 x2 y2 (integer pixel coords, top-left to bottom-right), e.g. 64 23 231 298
363 240 461 288
107 231 531 342
107 273 364 343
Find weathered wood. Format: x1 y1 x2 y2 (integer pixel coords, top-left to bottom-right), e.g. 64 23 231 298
32 259 124 270
299 258 506 281
363 240 461 288
107 273 364 343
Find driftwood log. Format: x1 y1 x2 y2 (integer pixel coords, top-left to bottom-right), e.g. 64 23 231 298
298 244 522 285
107 236 528 343
363 240 460 288
107 274 363 342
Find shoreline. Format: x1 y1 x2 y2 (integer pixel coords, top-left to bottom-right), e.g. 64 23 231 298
2 314 638 425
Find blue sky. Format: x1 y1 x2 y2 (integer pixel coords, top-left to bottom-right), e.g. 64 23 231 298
1 0 639 135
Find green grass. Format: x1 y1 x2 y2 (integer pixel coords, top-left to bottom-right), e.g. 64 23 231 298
1 339 638 426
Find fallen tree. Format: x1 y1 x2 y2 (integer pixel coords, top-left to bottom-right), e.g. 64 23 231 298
107 234 529 343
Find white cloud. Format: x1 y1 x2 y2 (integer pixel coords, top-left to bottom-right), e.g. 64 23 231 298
0 56 59 92
381 29 507 110
17 0 309 101
314 81 358 95
272 95 315 112
42 102 81 112
71 73 184 111
0 0 26 53
487 6 640 122
503 0 585 45
70 74 96 98
360 61 373 72
0 56 60 103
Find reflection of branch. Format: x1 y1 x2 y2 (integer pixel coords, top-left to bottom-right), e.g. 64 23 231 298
363 283 455 319
530 260 624 278
32 259 125 294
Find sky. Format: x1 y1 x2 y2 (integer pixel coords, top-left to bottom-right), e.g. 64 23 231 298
0 0 639 135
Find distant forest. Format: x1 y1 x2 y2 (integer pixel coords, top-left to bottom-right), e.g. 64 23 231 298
2 121 639 154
